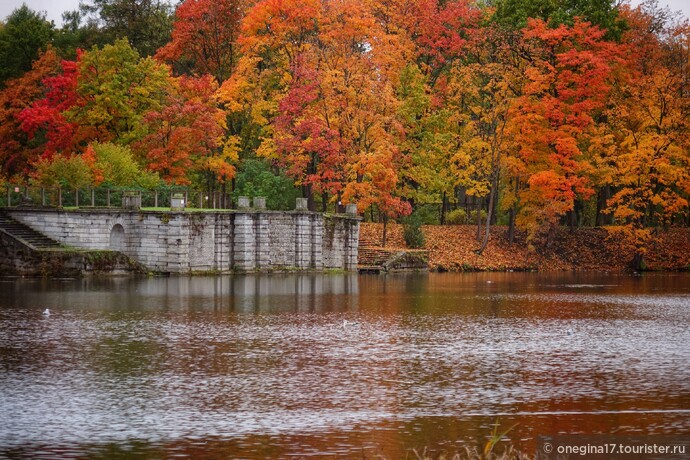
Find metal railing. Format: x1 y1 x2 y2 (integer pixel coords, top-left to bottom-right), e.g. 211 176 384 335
2 185 234 210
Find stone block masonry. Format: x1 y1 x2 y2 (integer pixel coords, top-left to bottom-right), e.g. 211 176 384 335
6 208 360 274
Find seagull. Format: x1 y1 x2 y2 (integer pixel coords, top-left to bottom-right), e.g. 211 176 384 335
342 319 360 329
42 308 50 317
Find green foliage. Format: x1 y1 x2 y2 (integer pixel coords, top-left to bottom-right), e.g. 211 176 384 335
469 209 488 223
231 159 300 210
402 210 427 248
70 39 171 145
492 0 627 39
32 154 94 188
446 208 468 224
411 205 440 225
53 10 102 59
79 0 173 56
0 5 55 86
90 142 160 188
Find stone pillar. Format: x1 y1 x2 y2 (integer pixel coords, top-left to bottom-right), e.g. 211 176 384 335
255 211 270 269
237 196 251 210
295 213 311 268
296 198 308 211
122 191 141 210
311 214 323 269
346 218 360 270
344 204 359 270
233 213 255 271
214 214 232 272
253 197 266 210
171 193 185 211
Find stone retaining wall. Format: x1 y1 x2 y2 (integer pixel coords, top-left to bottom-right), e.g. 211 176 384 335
6 208 359 273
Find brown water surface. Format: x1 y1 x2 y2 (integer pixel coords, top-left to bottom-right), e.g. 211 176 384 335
0 272 689 458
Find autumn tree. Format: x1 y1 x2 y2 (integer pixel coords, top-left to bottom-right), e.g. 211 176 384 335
156 0 247 82
448 57 518 253
20 39 171 159
223 0 411 226
0 47 61 179
135 74 232 188
31 153 94 189
508 18 622 248
599 3 690 269
85 141 160 187
18 51 82 159
267 61 346 208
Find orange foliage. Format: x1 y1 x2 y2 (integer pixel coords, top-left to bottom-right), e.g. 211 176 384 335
359 223 690 272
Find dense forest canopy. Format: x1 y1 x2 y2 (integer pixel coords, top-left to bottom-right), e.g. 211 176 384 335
1 0 689 266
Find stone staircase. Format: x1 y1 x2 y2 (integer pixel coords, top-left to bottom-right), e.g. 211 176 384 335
357 232 428 273
0 210 62 250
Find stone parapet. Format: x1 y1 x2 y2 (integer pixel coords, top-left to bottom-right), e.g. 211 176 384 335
6 208 359 274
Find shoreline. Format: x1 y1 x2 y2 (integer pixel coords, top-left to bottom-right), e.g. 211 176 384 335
359 223 690 273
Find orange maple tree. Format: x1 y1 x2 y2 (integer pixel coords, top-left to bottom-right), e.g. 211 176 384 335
508 18 623 247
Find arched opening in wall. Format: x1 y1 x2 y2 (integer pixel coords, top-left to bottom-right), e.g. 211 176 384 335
110 224 126 251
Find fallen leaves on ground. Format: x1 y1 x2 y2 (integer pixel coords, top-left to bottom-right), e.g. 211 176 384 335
359 223 690 272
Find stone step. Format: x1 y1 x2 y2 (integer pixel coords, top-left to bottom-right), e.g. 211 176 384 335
0 210 62 249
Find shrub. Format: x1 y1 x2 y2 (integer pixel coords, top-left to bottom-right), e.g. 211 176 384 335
446 208 467 224
414 205 440 225
469 209 488 223
402 211 426 248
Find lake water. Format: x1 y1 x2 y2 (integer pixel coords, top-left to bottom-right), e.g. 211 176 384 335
1 272 689 458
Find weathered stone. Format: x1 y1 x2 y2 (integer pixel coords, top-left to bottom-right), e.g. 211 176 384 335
253 197 266 210
237 196 251 210
295 198 308 211
122 191 141 210
6 208 360 274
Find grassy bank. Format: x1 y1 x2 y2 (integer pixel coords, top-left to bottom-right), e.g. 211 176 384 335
359 223 690 272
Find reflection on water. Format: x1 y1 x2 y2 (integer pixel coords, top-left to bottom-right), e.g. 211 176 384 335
1 272 689 458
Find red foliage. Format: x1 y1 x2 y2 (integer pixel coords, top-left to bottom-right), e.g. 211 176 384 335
156 0 247 81
18 52 85 160
0 47 61 178
136 74 226 185
272 61 347 196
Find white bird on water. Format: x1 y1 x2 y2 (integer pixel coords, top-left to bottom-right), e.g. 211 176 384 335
342 319 360 329
42 308 50 317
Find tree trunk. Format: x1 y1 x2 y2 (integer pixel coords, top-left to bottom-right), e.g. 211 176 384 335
568 208 576 233
382 215 388 247
631 252 645 271
476 175 498 255
221 182 227 208
303 184 314 211
596 186 608 226
440 192 447 225
336 191 343 213
476 197 482 242
508 206 515 246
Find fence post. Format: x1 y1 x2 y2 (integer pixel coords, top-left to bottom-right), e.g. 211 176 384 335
41 188 46 206
58 186 62 207
154 191 158 208
75 189 79 208
6 185 10 207
91 188 95 207
107 188 110 207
